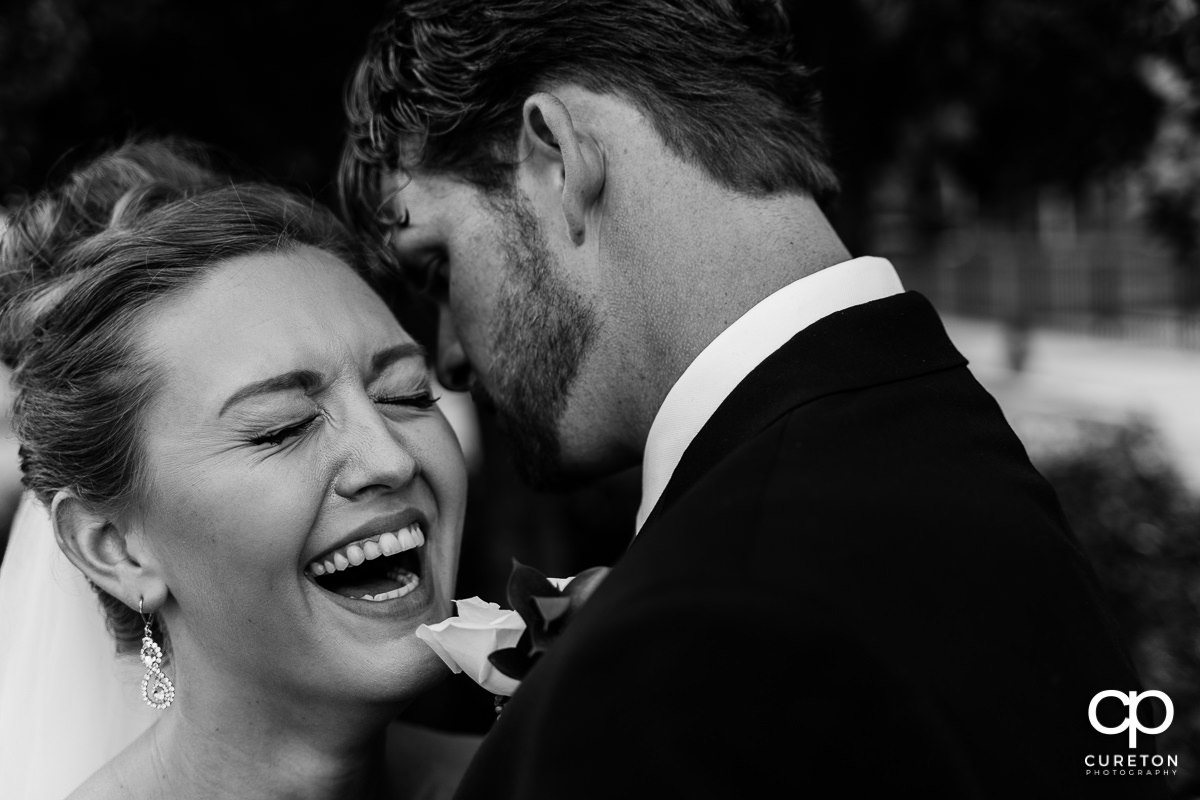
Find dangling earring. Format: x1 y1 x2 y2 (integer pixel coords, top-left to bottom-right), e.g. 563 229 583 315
139 598 175 709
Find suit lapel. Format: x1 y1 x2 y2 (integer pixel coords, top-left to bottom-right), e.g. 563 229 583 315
638 291 967 533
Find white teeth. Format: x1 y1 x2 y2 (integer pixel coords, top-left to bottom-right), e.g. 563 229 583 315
355 573 420 602
379 532 401 556
308 523 425 576
397 527 416 551
387 566 412 582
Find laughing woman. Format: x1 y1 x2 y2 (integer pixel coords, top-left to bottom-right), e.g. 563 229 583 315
0 140 476 799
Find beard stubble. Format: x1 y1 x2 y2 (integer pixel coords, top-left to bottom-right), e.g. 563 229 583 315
478 189 599 490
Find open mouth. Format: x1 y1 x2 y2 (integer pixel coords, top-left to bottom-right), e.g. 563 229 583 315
307 523 424 602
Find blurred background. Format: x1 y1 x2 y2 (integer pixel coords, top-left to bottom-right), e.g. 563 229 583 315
0 0 1197 792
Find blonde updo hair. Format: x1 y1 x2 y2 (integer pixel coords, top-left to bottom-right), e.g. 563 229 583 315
0 138 383 652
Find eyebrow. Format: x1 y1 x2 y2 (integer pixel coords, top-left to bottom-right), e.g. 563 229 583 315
219 370 324 417
218 343 428 417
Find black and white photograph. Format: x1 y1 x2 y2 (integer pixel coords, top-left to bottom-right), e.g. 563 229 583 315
0 1 1197 798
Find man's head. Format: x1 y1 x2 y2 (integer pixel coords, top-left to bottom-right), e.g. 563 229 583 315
340 0 840 487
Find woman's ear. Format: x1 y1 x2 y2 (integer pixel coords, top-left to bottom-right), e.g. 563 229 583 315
50 490 167 611
519 92 605 246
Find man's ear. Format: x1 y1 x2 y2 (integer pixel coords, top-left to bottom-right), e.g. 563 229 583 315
519 92 605 246
50 490 168 611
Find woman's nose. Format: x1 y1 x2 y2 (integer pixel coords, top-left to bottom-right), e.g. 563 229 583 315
435 306 472 392
333 401 419 500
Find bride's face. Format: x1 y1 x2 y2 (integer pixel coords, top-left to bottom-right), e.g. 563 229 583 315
131 245 467 706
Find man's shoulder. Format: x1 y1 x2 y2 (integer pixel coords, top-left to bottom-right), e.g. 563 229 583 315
634 351 1054 574
460 367 1161 799
460 322 1163 798
638 290 973 532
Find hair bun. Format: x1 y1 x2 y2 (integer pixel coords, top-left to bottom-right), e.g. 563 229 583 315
0 138 223 370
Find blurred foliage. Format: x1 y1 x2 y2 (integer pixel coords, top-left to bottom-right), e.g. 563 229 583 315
0 0 389 209
0 0 1186 231
1038 420 1200 796
1137 50 1200 309
787 0 1173 250
1134 2 1200 286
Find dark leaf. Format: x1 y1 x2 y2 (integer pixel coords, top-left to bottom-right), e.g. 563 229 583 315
563 565 611 608
506 558 561 629
527 595 573 656
488 646 538 681
528 629 560 657
532 595 572 629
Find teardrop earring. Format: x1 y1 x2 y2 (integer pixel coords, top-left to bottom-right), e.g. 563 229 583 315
139 597 175 709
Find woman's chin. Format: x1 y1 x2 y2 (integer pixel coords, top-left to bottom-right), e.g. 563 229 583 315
355 635 454 706
294 572 455 703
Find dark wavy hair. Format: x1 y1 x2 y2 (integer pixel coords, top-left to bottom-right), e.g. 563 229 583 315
0 138 380 652
339 0 840 247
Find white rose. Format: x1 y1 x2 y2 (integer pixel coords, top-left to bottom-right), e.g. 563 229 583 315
416 597 527 696
415 579 575 697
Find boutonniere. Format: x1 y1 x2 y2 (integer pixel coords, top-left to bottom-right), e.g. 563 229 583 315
415 560 610 709
487 560 610 686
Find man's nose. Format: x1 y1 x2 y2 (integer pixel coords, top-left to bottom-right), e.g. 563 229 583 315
435 306 472 391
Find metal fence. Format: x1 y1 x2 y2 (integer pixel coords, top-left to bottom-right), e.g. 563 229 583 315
892 221 1200 350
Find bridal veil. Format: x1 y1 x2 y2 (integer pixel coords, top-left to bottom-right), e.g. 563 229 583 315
0 493 156 799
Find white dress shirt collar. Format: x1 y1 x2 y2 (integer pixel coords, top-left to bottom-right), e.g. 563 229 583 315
634 256 904 534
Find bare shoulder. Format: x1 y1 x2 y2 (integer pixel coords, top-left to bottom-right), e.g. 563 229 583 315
65 763 131 800
65 731 161 800
384 720 483 800
66 759 145 800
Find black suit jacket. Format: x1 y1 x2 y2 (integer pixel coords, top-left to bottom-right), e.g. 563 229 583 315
453 292 1167 799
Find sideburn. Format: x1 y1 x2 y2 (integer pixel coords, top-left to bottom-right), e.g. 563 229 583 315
485 188 598 490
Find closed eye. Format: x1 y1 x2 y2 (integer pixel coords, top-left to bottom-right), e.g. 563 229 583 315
373 392 441 410
248 416 319 447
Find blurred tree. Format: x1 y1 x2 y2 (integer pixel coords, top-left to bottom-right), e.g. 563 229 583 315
1135 2 1200 312
0 0 389 207
788 0 1166 252
1038 420 1200 798
0 0 1182 282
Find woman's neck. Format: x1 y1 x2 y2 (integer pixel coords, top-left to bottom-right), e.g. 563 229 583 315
159 709 390 799
95 682 402 800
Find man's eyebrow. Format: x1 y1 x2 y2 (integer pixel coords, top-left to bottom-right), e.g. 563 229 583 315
371 342 428 376
219 370 323 417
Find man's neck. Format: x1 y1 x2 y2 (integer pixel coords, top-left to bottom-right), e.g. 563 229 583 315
632 256 904 532
621 191 851 447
